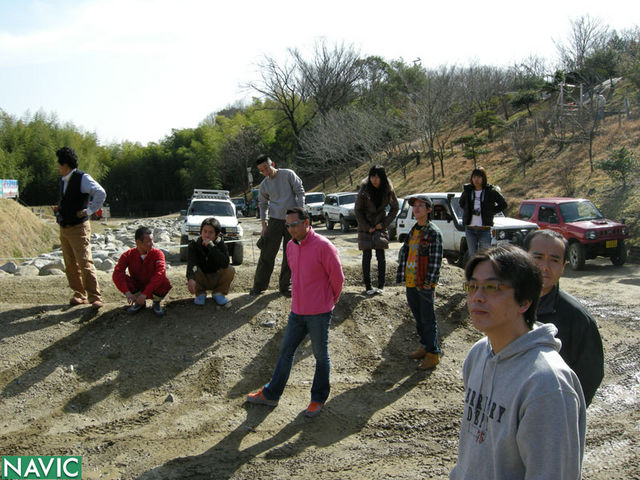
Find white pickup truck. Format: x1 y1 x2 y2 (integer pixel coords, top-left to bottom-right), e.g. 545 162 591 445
179 189 244 264
395 192 538 266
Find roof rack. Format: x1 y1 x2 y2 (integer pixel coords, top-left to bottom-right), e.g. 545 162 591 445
191 189 230 200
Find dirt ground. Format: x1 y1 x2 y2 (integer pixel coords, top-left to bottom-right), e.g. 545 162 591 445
0 215 639 479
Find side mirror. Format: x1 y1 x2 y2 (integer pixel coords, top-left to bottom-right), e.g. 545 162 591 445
180 209 187 217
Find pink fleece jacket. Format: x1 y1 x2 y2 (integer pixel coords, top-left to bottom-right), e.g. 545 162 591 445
287 227 344 315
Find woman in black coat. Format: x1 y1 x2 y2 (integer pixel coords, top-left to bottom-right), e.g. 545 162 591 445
354 165 399 295
459 167 507 258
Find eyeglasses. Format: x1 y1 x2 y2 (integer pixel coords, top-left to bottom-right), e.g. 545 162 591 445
285 220 305 228
463 281 513 295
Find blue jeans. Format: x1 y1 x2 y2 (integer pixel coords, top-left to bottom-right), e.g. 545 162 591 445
263 311 332 403
406 287 440 354
465 227 492 258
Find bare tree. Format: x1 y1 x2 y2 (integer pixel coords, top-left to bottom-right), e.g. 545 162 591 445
291 40 363 118
247 55 310 159
248 41 364 161
299 106 390 186
219 125 264 192
510 117 547 177
409 65 459 180
555 15 609 73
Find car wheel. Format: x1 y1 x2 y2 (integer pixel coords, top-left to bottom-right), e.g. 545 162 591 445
610 240 627 266
568 242 586 270
340 217 349 233
325 215 335 230
179 235 189 262
231 243 244 265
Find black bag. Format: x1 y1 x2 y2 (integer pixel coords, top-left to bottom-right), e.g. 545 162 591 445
372 230 389 249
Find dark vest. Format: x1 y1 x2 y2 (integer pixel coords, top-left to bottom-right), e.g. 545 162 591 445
58 170 89 227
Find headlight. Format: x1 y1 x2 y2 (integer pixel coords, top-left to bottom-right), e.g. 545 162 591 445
494 230 506 240
226 226 238 234
348 209 354 216
585 230 597 240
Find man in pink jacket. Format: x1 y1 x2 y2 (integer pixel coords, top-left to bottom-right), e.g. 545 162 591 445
247 207 344 417
112 226 172 317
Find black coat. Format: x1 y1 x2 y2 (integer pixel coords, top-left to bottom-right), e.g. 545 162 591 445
186 236 229 279
459 183 507 227
537 284 605 406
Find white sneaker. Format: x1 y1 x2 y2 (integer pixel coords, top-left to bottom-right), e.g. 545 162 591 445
366 289 377 295
375 288 384 294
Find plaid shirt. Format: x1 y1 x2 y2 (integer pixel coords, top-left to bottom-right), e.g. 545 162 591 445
396 222 443 289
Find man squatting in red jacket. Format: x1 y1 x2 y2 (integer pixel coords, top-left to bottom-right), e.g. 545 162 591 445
112 226 172 316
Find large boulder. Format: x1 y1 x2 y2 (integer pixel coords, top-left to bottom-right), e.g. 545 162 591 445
96 258 115 272
0 261 18 274
40 268 65 276
15 265 40 276
39 260 66 275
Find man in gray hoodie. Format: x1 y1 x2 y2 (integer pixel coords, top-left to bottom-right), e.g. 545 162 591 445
450 245 586 480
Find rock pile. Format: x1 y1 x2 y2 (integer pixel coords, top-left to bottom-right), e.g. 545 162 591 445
0 218 182 277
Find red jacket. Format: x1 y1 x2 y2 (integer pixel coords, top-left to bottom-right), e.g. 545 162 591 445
112 247 172 298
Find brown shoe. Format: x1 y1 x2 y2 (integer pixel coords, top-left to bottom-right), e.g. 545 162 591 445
408 347 427 359
417 352 440 370
70 297 87 306
91 300 104 309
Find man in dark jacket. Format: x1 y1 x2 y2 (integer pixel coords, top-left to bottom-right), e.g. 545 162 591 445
56 146 106 308
186 217 235 306
525 229 604 406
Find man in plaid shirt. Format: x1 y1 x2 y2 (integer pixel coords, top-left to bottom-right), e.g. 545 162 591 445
396 195 443 370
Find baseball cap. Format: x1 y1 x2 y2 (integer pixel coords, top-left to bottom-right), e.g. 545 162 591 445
408 195 432 208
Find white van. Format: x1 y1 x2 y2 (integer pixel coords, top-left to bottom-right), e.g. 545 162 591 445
396 192 538 266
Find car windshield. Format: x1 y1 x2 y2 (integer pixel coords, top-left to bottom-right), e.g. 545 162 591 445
191 201 235 217
306 193 325 203
338 194 357 205
559 201 604 222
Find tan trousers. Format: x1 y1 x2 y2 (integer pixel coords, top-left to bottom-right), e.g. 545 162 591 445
60 222 102 303
194 266 235 296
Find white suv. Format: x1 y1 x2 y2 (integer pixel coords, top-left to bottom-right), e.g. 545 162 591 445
180 189 244 264
322 192 358 232
396 192 538 266
304 192 325 223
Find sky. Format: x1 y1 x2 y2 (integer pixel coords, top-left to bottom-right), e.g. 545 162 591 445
1 0 638 146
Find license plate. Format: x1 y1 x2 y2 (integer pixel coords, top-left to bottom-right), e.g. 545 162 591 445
606 240 617 248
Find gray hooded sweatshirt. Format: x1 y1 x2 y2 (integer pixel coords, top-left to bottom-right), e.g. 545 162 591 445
450 323 586 480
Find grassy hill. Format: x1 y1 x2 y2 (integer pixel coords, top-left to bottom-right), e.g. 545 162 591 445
316 113 640 250
0 200 59 261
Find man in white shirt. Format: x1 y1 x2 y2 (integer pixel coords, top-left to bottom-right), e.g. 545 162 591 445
56 146 106 308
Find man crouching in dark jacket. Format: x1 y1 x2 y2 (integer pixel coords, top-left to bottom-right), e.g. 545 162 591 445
186 217 235 307
525 229 604 406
